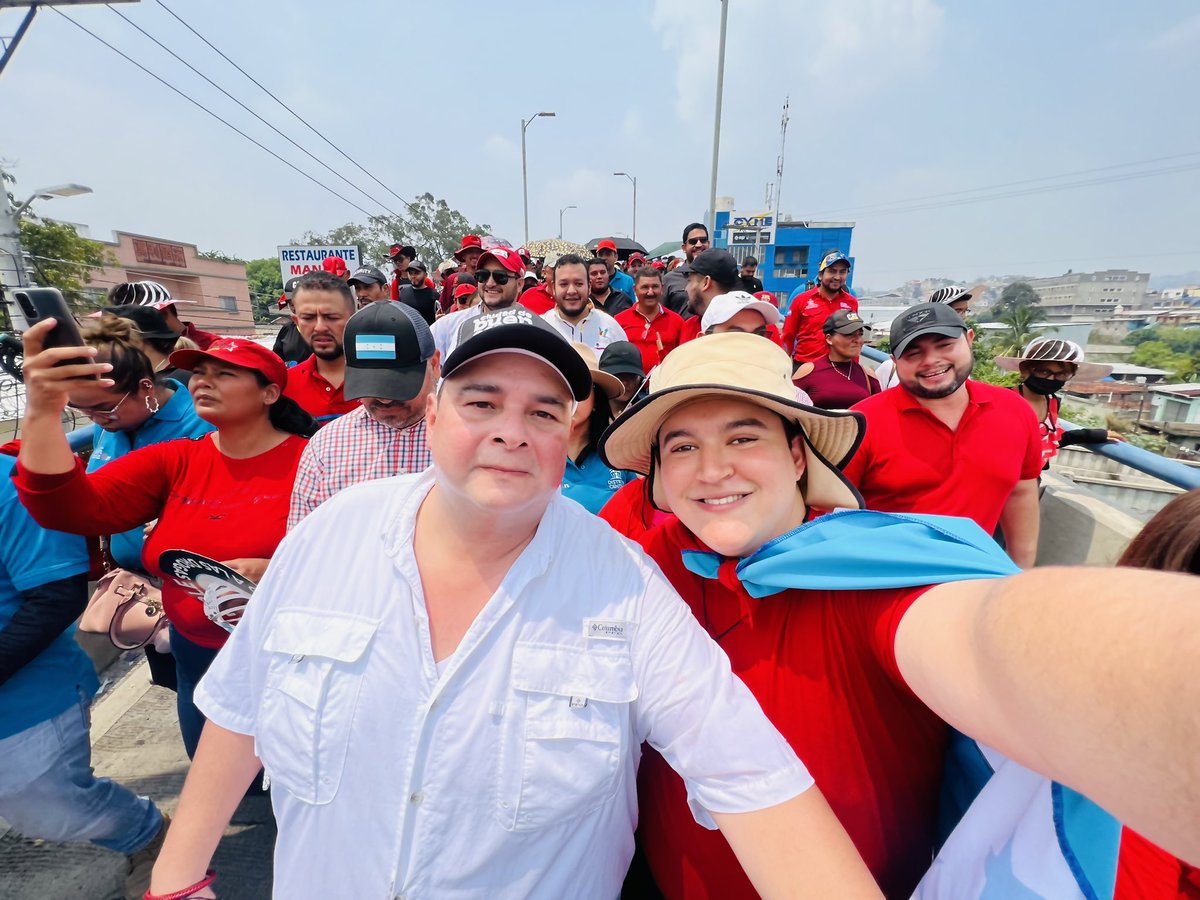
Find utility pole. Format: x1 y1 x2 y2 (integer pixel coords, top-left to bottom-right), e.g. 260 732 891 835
1 1 139 79
521 111 556 244
706 0 729 232
558 205 576 240
772 97 790 233
0 167 30 294
613 173 636 242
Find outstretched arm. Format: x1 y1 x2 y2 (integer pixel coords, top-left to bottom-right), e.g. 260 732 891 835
150 722 261 898
997 478 1040 568
714 788 882 898
895 566 1200 863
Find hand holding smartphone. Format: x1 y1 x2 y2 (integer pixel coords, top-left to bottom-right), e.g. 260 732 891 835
8 288 93 371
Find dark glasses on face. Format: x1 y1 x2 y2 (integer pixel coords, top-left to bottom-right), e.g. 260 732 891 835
686 236 709 245
475 269 513 285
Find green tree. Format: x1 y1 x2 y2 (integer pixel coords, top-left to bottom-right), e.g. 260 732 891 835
1129 340 1196 380
298 193 491 269
245 257 283 324
991 303 1046 356
197 249 247 264
18 218 116 311
990 281 1041 318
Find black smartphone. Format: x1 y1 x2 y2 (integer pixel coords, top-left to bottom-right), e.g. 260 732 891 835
10 288 93 371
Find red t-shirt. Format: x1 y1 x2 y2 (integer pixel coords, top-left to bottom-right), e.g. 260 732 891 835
597 477 671 545
15 434 306 648
517 285 556 315
636 519 944 898
282 355 360 421
180 321 221 350
1116 827 1200 899
613 306 685 372
678 315 703 345
843 380 1043 533
794 355 880 410
780 288 857 363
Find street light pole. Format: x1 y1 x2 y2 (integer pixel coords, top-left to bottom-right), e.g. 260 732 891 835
0 174 92 293
558 205 577 240
521 111 556 244
613 173 637 242
707 0 729 232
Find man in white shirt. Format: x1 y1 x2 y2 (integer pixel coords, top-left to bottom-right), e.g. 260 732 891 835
149 310 878 900
430 246 526 359
541 253 627 355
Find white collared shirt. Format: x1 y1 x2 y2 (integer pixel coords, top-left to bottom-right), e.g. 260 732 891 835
430 304 483 359
540 306 627 356
197 469 811 899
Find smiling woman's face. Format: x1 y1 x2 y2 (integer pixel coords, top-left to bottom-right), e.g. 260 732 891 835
657 396 807 558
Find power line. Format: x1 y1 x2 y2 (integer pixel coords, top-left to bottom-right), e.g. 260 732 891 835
102 3 409 221
816 150 1200 219
52 6 378 220
153 0 420 217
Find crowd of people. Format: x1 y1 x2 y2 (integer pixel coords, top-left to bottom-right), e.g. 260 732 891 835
0 220 1197 900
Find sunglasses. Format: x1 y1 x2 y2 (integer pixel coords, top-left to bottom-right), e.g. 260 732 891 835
67 390 132 420
686 236 709 246
475 269 514 285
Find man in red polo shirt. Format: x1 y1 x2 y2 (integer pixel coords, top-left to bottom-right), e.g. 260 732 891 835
283 271 360 422
781 250 857 367
842 302 1042 567
614 266 684 372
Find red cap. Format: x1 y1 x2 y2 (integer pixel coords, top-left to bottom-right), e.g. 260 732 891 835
477 246 524 274
517 246 531 262
753 291 777 304
322 256 349 276
597 239 618 253
453 282 478 300
169 338 288 389
277 293 288 310
453 234 484 261
650 260 666 270
628 251 645 261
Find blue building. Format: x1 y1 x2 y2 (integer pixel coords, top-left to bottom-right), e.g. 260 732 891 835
712 208 854 309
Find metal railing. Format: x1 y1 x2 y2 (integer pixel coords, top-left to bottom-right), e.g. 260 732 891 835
859 346 1200 491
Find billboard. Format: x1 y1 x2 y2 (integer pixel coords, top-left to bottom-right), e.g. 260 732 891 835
728 213 775 248
277 245 361 282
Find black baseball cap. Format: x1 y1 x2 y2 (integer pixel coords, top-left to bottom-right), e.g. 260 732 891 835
443 308 591 402
889 302 968 357
388 243 416 260
347 265 389 287
598 341 645 379
679 249 738 286
343 301 434 402
283 276 303 301
406 260 428 273
823 310 867 336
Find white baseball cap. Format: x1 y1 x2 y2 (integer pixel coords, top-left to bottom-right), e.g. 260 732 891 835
700 290 781 333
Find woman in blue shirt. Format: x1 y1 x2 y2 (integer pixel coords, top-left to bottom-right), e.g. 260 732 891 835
562 344 637 514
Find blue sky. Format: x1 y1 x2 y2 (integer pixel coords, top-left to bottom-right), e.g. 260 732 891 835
4 1 1199 290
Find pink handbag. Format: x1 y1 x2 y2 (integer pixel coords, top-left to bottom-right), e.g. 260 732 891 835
81 568 169 652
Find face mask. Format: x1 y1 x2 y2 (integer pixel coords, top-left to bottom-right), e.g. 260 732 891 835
1024 375 1064 396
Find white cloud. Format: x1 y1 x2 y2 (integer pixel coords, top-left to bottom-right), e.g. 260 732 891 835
1148 12 1200 51
652 0 945 122
482 134 520 164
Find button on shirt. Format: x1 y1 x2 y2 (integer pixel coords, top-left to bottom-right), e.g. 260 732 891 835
613 306 685 373
282 355 360 421
288 407 431 530
541 306 627 356
196 469 812 899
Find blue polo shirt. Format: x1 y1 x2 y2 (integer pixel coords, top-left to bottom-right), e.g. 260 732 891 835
562 452 637 515
86 380 214 570
610 269 635 296
0 455 96 739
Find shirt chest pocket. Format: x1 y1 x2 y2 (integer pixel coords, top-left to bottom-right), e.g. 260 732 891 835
497 642 638 832
256 609 379 805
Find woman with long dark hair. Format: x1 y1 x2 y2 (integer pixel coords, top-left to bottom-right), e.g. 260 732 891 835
561 343 637 513
15 323 315 758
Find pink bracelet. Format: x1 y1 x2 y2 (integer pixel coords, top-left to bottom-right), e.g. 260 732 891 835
143 869 216 900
